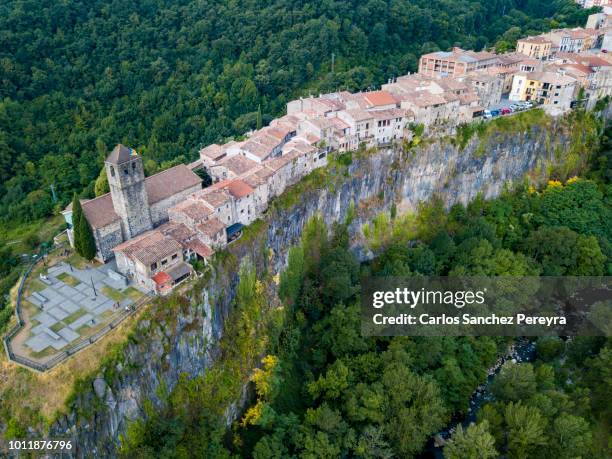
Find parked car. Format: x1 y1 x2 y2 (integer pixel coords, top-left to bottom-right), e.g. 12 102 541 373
490 109 500 117
501 107 512 115
523 101 533 108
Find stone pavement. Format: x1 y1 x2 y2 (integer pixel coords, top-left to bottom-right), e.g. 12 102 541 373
23 261 144 353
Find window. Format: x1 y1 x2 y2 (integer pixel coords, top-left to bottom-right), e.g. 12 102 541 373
161 259 168 266
110 166 115 177
172 254 178 260
150 262 157 271
124 168 129 176
132 162 136 171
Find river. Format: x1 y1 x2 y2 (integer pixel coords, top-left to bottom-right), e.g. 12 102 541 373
419 338 537 459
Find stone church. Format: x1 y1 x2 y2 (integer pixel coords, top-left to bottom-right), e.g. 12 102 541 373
64 145 202 262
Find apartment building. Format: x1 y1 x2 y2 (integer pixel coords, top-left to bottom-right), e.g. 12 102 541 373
516 36 553 59
418 47 499 77
510 71 577 110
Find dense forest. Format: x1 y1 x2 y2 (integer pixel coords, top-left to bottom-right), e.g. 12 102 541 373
121 124 611 457
0 0 595 225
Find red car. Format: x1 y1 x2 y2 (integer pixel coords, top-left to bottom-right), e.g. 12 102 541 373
501 107 512 115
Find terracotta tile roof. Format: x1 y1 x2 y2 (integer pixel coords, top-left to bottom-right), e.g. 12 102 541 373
158 222 196 244
106 144 136 165
343 109 374 122
196 217 226 237
170 200 213 222
316 97 345 111
576 55 612 67
370 108 407 119
250 132 279 148
329 117 350 129
518 36 552 45
262 126 290 141
113 230 182 266
557 63 594 75
218 154 259 176
132 237 182 266
199 188 231 208
265 150 300 172
81 194 120 229
243 166 275 188
226 179 254 199
528 71 577 86
363 90 397 107
185 239 213 258
301 132 321 144
569 29 590 39
113 229 160 253
200 144 226 161
152 271 172 285
305 117 335 130
271 115 301 131
283 138 317 154
435 78 469 91
241 139 273 159
145 164 202 204
421 47 498 64
496 52 531 66
403 92 448 108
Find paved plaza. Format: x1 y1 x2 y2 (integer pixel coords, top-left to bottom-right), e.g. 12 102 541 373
23 261 145 353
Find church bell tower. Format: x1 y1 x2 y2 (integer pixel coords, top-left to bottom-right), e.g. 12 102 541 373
105 144 153 239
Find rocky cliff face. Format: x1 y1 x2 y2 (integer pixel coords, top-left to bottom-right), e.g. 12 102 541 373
49 119 570 457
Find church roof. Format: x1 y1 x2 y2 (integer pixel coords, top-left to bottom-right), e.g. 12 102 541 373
81 194 120 229
145 165 202 204
106 144 136 165
82 164 202 229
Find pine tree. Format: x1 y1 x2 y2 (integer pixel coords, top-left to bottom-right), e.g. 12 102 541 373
72 194 96 260
79 213 96 260
71 194 83 255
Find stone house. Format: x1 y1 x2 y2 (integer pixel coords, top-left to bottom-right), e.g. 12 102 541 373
113 230 189 292
337 109 375 148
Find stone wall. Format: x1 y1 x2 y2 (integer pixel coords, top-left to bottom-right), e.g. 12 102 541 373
150 184 202 227
94 221 123 262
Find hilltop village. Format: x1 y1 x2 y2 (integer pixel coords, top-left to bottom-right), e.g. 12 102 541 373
63 11 612 295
